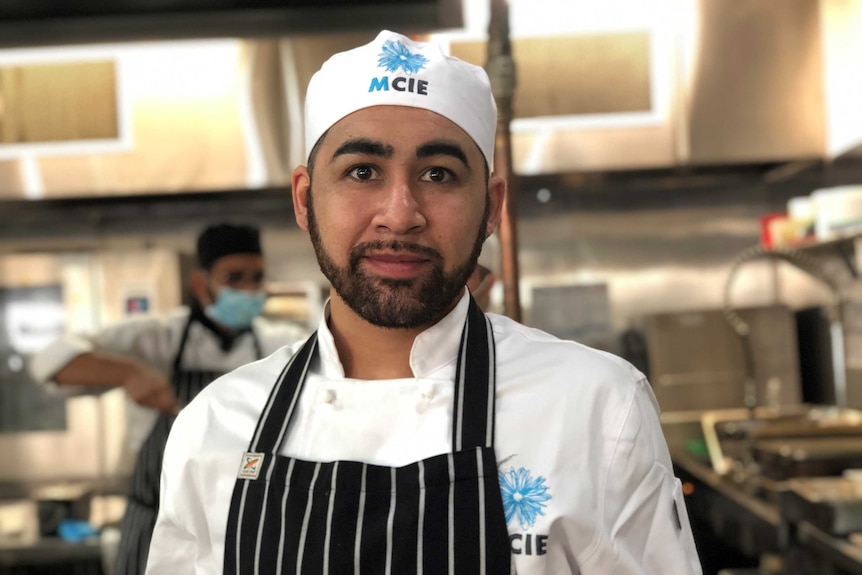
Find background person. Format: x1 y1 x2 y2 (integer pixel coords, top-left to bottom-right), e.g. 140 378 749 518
147 32 702 574
30 222 309 575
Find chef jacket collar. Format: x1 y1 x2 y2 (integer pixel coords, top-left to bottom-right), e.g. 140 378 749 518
315 289 471 380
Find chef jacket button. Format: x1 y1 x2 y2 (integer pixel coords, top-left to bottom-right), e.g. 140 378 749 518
420 384 436 399
322 389 336 404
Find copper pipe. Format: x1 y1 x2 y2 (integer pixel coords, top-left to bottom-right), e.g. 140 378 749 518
486 0 522 321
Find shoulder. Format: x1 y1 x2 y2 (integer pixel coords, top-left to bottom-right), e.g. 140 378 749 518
488 313 660 451
488 315 670 471
252 317 312 354
164 341 306 477
172 338 308 449
488 312 646 400
103 308 189 338
59 309 189 354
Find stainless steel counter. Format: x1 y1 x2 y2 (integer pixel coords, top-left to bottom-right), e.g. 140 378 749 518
0 479 123 574
0 536 102 574
674 452 862 575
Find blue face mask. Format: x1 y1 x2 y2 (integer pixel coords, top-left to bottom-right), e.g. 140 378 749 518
205 287 267 330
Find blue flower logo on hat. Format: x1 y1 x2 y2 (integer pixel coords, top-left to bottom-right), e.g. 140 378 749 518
377 40 429 75
499 467 552 530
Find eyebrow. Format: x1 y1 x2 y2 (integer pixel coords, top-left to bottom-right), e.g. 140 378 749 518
331 138 393 161
416 141 470 168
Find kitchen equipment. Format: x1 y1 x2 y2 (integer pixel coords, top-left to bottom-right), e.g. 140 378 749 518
0 500 38 545
781 475 862 535
753 437 862 481
31 484 92 538
701 406 862 479
812 186 862 242
646 306 803 413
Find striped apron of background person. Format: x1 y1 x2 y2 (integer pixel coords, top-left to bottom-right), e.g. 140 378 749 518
116 315 260 575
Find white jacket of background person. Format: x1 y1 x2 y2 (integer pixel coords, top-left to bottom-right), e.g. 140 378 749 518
29 307 309 453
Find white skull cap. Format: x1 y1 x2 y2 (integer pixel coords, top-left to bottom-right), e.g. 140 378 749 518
304 30 497 172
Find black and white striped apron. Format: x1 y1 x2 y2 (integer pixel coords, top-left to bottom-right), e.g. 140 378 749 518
116 316 261 575
224 297 511 574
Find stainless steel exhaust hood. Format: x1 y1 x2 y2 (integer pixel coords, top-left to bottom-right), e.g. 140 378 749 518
530 0 861 175
2 0 861 201
0 0 464 48
493 0 834 175
249 0 857 177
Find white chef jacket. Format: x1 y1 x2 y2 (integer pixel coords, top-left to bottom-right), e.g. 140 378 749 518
29 308 309 451
147 292 702 574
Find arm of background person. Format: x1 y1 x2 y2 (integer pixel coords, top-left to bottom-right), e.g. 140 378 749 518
54 351 179 414
29 318 179 414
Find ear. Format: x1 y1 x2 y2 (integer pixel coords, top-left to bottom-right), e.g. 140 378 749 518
292 165 311 232
188 269 212 307
485 175 506 239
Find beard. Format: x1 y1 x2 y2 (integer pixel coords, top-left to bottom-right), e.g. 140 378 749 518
307 188 489 329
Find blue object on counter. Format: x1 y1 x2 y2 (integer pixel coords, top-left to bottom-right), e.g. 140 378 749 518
57 519 100 543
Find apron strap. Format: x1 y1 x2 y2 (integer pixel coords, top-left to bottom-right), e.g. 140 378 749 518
174 309 263 375
250 329 263 360
246 333 318 454
452 296 496 451
171 313 195 373
248 295 495 455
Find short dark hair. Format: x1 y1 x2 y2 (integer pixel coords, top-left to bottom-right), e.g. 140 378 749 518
196 223 262 270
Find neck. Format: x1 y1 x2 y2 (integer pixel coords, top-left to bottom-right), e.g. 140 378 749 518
326 294 428 380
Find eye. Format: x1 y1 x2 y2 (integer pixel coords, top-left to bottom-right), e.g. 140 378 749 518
348 165 377 181
221 271 265 286
421 167 452 183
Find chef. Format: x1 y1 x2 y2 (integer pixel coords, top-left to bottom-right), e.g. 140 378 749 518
146 31 702 574
30 223 308 575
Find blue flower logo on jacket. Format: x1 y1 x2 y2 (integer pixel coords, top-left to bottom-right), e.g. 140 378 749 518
377 40 429 74
499 467 552 530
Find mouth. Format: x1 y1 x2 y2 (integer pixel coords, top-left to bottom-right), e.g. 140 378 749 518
361 252 432 279
351 241 441 281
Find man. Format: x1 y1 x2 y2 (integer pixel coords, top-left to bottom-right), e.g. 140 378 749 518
147 32 702 574
30 223 308 575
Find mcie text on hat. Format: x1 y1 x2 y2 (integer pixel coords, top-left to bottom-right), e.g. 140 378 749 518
304 30 497 171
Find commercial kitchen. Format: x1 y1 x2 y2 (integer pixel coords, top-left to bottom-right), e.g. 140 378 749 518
1 1 862 574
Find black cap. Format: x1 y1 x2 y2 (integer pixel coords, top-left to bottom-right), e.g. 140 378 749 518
196 223 262 270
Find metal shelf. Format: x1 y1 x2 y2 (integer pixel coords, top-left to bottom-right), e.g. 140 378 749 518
791 234 860 279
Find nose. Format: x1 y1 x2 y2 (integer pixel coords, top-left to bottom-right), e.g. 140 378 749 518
372 179 427 235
